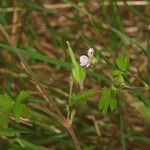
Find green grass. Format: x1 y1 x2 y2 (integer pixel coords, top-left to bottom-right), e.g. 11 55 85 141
0 0 150 150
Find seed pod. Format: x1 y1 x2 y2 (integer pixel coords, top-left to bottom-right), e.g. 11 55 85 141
67 41 86 89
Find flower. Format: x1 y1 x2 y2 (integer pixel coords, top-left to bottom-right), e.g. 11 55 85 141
80 55 90 67
80 48 94 67
87 48 94 58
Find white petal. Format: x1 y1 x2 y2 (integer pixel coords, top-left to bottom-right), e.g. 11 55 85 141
80 55 89 67
87 48 94 58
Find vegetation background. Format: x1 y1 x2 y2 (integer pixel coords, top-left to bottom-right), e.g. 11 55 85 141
0 0 150 150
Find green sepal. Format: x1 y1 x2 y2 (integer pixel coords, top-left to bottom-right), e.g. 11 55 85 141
72 65 86 89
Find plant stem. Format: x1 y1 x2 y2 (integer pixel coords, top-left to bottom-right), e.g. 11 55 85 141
0 23 81 150
119 100 126 150
147 25 150 85
67 126 81 150
68 77 74 106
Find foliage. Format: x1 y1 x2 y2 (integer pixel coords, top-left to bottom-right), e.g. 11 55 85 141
98 87 117 115
70 89 97 106
116 55 130 72
0 0 150 149
0 91 30 127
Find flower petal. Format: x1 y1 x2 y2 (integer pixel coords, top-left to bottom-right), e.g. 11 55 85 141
80 55 89 67
87 48 94 58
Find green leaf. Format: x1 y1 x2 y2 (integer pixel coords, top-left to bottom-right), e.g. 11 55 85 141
21 105 30 118
114 75 126 87
98 87 117 115
116 56 130 72
0 94 14 113
0 108 12 128
16 138 44 150
14 91 30 122
0 92 30 126
112 69 124 76
110 26 147 54
15 91 30 102
0 128 18 137
13 103 24 123
0 43 71 68
70 89 96 106
0 94 14 128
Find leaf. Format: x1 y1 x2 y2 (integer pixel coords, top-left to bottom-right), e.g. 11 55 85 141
114 75 126 87
112 69 124 76
110 27 147 54
15 91 30 102
14 91 30 122
0 128 18 137
0 43 71 68
0 92 30 126
21 105 30 118
0 108 12 128
98 87 117 115
116 56 130 72
13 103 24 123
16 138 44 150
0 94 14 113
70 89 97 106
0 94 14 128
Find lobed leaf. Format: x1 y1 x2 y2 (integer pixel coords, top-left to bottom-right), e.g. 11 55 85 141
98 87 117 115
15 91 30 103
116 56 130 72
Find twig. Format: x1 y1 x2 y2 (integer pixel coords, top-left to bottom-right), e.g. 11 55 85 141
11 2 19 43
0 8 22 12
43 1 149 10
87 115 101 137
103 1 149 6
0 23 81 150
43 3 84 9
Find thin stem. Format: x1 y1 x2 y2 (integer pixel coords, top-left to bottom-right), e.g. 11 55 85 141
123 85 150 91
68 77 74 106
67 77 74 120
0 23 63 120
147 25 150 85
0 23 81 150
67 126 81 150
119 100 126 150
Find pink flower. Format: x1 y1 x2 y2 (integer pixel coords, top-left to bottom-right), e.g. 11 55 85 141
80 48 94 67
